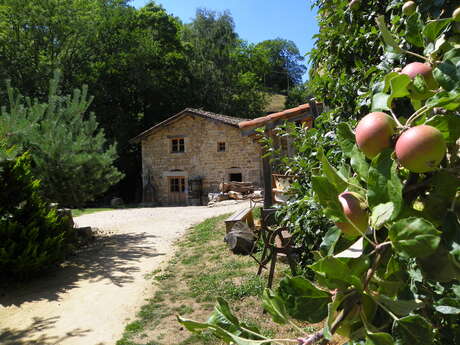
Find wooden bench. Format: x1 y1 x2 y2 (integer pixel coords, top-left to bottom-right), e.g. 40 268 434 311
225 207 254 234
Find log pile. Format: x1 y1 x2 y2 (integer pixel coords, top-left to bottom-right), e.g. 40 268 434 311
220 182 254 194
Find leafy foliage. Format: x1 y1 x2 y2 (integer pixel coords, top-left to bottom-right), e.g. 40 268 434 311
0 0 308 202
178 1 460 344
0 153 74 279
0 72 123 207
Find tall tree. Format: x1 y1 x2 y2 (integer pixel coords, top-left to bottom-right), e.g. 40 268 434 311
255 39 307 93
181 9 267 118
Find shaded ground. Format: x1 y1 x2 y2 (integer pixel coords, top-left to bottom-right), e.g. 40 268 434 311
0 201 248 345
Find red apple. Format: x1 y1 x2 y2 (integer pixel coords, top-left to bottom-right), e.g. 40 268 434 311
402 1 416 16
336 192 368 237
395 125 446 173
401 62 438 90
355 112 396 159
349 0 360 11
453 7 460 22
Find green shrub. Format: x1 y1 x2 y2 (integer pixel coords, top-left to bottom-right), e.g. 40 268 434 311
0 153 73 279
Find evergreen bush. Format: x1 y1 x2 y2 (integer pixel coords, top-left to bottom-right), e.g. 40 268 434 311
0 153 74 279
0 71 123 207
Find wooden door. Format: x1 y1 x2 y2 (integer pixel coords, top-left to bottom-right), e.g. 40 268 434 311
168 177 186 205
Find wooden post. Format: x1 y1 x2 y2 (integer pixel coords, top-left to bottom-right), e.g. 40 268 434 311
263 129 273 209
309 100 320 127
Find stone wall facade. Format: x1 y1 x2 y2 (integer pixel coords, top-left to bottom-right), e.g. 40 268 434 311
141 112 262 205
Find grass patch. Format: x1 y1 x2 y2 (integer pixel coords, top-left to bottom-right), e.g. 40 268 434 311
117 213 323 345
264 93 287 113
71 208 115 217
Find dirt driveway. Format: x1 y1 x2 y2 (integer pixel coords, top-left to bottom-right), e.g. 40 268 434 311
0 201 248 345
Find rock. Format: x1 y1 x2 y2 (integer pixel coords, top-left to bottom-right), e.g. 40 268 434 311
57 208 74 229
76 226 93 239
110 197 124 207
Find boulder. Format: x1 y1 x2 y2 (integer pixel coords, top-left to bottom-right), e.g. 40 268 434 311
110 197 124 207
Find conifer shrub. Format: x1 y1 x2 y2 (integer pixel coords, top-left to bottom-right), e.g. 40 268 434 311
0 153 74 279
0 71 123 208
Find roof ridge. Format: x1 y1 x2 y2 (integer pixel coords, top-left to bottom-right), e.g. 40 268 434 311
184 108 249 122
130 108 247 143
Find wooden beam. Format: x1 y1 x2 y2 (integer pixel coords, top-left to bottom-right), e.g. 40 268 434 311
263 129 273 209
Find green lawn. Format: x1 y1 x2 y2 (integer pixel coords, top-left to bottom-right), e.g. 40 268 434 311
71 208 115 217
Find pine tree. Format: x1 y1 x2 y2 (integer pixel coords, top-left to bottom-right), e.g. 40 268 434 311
0 153 73 279
0 71 123 207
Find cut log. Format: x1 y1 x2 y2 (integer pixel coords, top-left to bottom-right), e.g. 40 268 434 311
224 221 256 255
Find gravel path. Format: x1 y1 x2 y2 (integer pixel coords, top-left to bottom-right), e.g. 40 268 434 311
0 201 248 345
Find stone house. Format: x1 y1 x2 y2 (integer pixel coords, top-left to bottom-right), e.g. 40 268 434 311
130 108 263 205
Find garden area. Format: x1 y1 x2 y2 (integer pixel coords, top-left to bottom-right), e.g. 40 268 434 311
1 0 459 345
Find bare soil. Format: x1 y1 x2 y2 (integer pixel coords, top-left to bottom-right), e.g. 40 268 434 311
0 201 248 345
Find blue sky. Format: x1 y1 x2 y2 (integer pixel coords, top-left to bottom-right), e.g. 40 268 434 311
131 0 319 76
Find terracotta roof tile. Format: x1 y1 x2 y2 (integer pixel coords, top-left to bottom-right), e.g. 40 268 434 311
238 103 313 128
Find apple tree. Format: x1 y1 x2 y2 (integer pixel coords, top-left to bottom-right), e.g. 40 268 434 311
177 3 460 345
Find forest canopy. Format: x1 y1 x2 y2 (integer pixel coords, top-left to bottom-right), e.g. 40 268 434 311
0 0 307 203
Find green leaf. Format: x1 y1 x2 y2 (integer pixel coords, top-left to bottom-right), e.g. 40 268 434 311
311 175 345 222
433 60 460 91
371 202 394 230
393 315 434 345
277 276 331 323
405 12 424 48
320 226 342 256
444 48 460 63
261 289 290 324
323 292 345 340
309 256 363 290
389 74 411 98
423 18 452 42
426 88 460 110
410 74 433 100
366 332 395 345
208 297 240 330
367 150 403 219
425 114 460 144
434 298 460 315
318 146 348 193
177 316 214 332
373 294 423 316
372 93 391 111
382 72 400 93
177 316 232 342
337 122 356 156
442 211 460 263
375 16 403 54
178 299 270 344
418 244 460 282
351 145 369 182
423 171 460 223
389 217 441 258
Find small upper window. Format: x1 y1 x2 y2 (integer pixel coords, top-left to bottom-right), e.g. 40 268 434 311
171 138 185 153
217 142 226 152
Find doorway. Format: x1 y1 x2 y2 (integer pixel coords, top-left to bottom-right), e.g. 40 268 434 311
229 173 242 182
168 176 186 205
